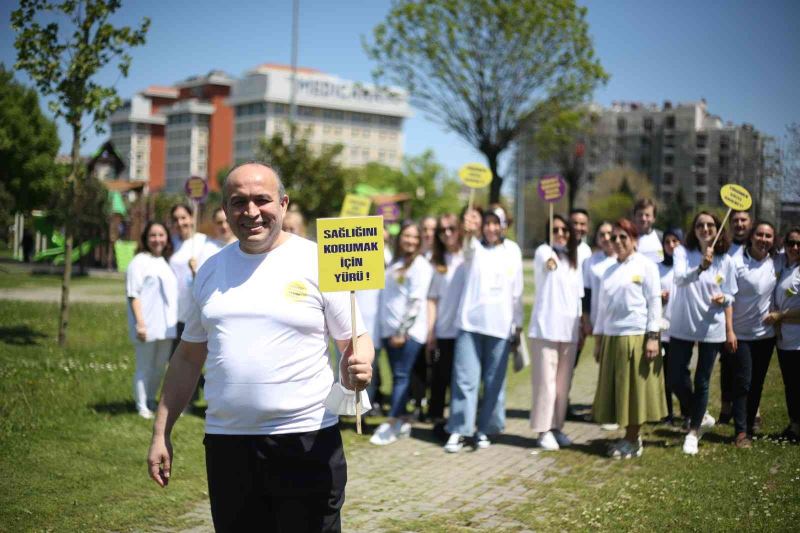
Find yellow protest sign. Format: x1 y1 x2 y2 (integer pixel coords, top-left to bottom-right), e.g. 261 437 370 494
459 163 493 188
317 216 385 292
720 184 752 211
340 194 372 217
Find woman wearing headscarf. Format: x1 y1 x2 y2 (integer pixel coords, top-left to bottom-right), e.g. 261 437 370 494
528 214 583 451
126 222 178 419
668 211 737 455
370 220 433 445
592 219 665 459
445 205 523 452
658 228 686 425
727 221 779 448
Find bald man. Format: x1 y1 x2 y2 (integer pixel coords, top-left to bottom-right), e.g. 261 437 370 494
147 161 374 532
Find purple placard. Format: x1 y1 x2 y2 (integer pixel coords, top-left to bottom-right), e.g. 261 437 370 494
376 202 401 222
537 174 566 203
184 176 208 201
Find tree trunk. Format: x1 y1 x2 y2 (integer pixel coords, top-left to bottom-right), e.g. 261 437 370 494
58 124 80 347
486 152 502 205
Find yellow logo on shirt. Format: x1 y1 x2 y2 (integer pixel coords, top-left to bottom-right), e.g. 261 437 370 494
715 274 724 285
632 275 643 284
788 287 798 297
284 280 309 302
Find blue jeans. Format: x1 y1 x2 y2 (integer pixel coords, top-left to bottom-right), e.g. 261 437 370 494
383 338 424 418
447 330 510 436
668 337 722 430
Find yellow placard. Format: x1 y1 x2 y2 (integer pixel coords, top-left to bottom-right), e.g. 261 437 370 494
317 216 386 292
458 163 493 189
720 184 752 211
340 194 372 217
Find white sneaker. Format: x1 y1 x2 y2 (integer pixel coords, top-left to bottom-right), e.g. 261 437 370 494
538 431 560 451
369 422 398 446
600 423 620 431
475 432 491 449
699 413 716 436
396 421 412 439
444 432 464 453
138 408 154 420
683 433 699 455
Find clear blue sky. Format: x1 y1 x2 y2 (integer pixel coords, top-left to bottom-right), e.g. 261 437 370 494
1 0 798 179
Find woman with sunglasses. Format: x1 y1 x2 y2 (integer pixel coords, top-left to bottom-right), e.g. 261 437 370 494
659 228 688 426
765 227 800 441
126 222 178 419
668 211 738 455
426 213 467 435
592 219 666 458
445 205 523 452
370 220 434 445
726 221 779 448
528 215 583 450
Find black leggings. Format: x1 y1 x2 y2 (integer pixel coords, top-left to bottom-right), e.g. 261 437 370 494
778 349 800 425
730 337 775 434
428 338 455 420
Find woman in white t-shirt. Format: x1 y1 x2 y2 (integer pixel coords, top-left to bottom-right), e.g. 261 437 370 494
444 206 523 453
658 228 686 425
168 203 208 343
370 221 433 445
668 211 738 455
126 222 178 419
528 214 583 451
199 207 237 263
426 213 467 433
581 221 616 343
727 221 779 448
765 226 800 441
592 219 665 459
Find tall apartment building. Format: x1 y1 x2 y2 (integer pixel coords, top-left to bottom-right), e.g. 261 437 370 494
228 64 410 168
515 100 778 219
108 71 234 192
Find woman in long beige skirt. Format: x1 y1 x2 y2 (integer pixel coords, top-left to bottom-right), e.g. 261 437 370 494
592 219 667 459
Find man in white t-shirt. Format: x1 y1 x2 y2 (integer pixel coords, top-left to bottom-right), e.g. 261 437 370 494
147 162 374 532
634 198 664 264
569 208 592 269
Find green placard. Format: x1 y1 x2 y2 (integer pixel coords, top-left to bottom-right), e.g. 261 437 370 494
114 240 137 272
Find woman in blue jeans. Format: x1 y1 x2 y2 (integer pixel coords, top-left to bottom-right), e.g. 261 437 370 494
668 211 738 455
370 220 433 445
445 205 523 453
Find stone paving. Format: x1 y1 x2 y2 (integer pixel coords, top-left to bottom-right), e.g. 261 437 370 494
170 352 607 532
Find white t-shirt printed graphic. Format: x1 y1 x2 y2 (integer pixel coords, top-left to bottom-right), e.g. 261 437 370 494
731 247 776 341
380 254 434 344
528 244 583 343
181 236 366 435
593 252 661 336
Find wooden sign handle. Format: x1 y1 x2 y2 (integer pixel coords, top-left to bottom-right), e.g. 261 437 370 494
710 208 732 250
350 290 362 434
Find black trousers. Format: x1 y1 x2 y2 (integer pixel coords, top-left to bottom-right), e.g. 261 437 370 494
204 425 347 533
778 349 800 424
428 338 455 420
720 344 735 405
730 337 775 434
662 341 690 418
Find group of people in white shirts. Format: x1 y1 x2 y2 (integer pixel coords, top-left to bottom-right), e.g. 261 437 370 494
365 199 800 459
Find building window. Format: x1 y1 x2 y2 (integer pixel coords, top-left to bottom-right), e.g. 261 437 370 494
696 192 706 204
643 117 654 131
665 115 675 129
664 154 674 167
615 151 624 165
664 135 675 148
719 155 729 168
663 191 672 203
720 135 730 151
696 173 707 186
696 134 707 149
719 175 728 185
663 172 673 185
617 117 627 131
695 154 707 167
641 136 650 147
616 136 626 149
640 154 651 168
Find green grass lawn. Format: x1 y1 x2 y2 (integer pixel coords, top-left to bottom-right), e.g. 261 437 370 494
0 264 124 295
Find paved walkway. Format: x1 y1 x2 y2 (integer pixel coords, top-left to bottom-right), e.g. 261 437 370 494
170 353 606 532
0 287 120 304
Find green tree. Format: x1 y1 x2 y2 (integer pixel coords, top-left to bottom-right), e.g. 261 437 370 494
0 65 61 225
352 150 464 219
658 187 689 232
12 0 150 346
365 0 608 203
255 125 348 221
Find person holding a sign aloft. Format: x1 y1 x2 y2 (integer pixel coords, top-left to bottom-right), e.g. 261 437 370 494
148 163 374 532
126 222 178 419
370 220 434 446
668 211 738 455
591 219 666 459
528 215 583 451
767 226 800 441
444 206 523 452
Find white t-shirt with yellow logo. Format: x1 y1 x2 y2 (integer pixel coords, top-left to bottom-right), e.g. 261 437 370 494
182 235 366 435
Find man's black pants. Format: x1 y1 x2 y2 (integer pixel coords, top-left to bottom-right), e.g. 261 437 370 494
204 424 347 532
